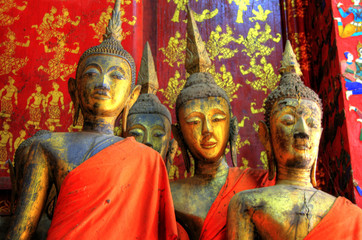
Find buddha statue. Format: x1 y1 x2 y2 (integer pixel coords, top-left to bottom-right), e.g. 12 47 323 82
170 7 272 240
7 1 178 239
124 42 177 168
227 41 362 240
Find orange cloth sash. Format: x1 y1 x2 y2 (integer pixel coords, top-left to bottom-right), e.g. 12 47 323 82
198 167 272 240
47 137 178 240
304 197 362 240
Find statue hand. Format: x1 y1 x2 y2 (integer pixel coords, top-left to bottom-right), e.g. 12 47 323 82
349 105 356 111
337 2 343 8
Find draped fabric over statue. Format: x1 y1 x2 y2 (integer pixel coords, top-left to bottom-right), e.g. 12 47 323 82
177 168 273 240
47 138 178 240
304 197 362 240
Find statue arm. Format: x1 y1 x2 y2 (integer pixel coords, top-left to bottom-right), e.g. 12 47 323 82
6 142 51 240
227 196 254 240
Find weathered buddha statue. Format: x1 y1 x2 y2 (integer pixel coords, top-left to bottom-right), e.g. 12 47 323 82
227 41 362 240
170 7 272 240
6 1 178 239
124 42 177 169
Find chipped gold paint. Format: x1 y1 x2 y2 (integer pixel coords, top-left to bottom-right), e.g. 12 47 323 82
206 25 243 61
171 97 231 239
44 82 65 131
0 28 29 76
159 31 186 67
6 1 140 238
0 0 27 26
159 70 186 109
167 0 218 23
68 101 84 132
227 99 335 240
227 0 250 23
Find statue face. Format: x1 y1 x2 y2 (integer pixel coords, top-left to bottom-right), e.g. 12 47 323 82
126 113 171 159
270 98 322 169
77 54 132 117
178 97 230 162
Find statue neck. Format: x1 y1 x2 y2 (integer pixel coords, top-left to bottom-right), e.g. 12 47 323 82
82 115 116 135
276 164 313 188
194 155 229 180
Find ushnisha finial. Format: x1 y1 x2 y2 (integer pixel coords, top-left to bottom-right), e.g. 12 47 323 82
279 40 302 76
185 5 211 75
103 0 123 43
138 42 159 94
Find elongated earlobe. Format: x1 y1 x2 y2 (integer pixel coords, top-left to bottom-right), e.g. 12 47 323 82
229 116 239 167
311 159 317 187
258 121 275 180
172 123 190 173
68 77 81 126
122 85 141 135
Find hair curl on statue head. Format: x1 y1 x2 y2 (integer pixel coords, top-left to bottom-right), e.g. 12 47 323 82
128 94 171 123
263 72 322 127
175 72 231 120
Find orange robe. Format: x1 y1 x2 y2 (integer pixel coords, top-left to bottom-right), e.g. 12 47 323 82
47 137 178 240
197 167 273 240
304 197 362 240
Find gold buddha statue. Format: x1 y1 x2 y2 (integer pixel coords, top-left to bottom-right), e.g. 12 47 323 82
170 7 271 240
227 41 362 239
124 42 177 168
7 1 178 239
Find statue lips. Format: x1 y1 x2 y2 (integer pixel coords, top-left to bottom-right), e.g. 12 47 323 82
201 136 217 149
293 138 310 151
91 89 111 100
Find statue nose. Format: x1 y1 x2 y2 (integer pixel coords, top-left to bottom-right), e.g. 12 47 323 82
95 74 111 90
294 118 309 139
143 133 153 148
202 118 213 134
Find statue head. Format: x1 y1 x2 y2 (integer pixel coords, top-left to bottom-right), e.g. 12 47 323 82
259 40 323 185
173 6 238 172
69 0 140 127
125 42 174 161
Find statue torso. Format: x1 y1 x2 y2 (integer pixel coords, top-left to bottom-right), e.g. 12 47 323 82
170 171 228 239
35 131 123 192
234 185 336 239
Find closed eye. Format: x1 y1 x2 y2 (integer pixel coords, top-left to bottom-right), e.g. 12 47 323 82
110 71 125 80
